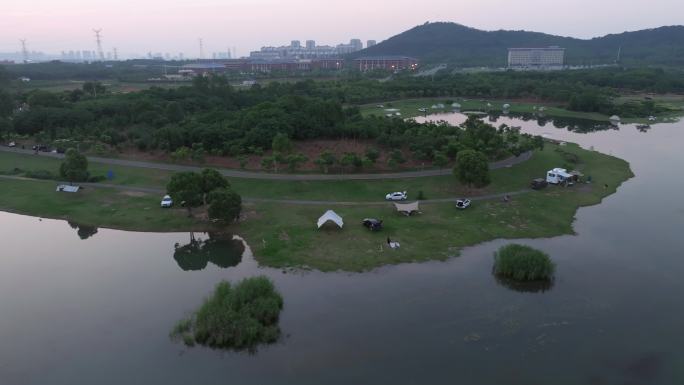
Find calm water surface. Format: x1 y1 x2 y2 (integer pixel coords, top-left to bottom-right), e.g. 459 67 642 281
1 115 683 385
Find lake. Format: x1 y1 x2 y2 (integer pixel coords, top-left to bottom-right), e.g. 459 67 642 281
1 114 683 385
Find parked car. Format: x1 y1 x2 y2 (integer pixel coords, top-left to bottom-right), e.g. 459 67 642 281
161 195 173 208
32 144 49 152
530 178 548 190
362 218 383 231
385 191 408 201
8 141 16 147
455 198 471 209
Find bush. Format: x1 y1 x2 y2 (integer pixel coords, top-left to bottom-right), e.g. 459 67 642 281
171 276 283 351
25 169 55 180
493 244 555 281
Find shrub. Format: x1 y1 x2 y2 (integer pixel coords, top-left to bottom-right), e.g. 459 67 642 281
171 276 283 351
25 169 55 180
493 244 555 281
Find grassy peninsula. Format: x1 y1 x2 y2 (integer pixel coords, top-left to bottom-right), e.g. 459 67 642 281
0 141 633 271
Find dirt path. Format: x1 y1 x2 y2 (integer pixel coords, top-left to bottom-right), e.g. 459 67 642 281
0 147 531 181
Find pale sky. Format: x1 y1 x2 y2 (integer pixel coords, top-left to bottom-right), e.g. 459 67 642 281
2 0 682 57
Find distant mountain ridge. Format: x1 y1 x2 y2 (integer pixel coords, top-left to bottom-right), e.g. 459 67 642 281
352 22 684 67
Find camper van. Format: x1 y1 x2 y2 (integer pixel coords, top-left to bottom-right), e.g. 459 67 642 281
546 168 573 185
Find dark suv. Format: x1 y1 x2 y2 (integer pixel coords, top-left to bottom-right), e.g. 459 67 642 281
531 178 548 190
362 218 383 231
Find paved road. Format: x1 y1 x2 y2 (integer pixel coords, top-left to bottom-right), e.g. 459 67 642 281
0 147 531 181
0 174 533 206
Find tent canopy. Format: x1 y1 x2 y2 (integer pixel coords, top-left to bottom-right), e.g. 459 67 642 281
394 201 420 216
56 185 80 193
317 210 344 229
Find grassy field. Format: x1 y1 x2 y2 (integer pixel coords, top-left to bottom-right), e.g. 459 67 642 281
360 96 684 123
0 143 633 271
0 178 208 232
239 145 632 271
360 98 608 120
3 144 596 202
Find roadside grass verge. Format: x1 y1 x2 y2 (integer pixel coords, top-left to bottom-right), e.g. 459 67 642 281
2 143 597 202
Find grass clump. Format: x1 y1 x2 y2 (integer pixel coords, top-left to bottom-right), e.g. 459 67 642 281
171 276 283 351
493 244 555 281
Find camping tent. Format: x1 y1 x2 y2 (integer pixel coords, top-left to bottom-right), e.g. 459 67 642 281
394 201 420 216
56 185 80 193
317 210 344 229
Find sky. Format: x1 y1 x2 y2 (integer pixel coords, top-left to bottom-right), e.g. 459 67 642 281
2 0 682 58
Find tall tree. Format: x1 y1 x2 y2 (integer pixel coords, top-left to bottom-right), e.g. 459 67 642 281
453 149 490 187
271 133 293 154
200 168 229 204
59 148 89 183
167 172 204 216
207 188 242 223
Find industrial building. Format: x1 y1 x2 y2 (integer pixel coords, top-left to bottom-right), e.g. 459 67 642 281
507 47 565 69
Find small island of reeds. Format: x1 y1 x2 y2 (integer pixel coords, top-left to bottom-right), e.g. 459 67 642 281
493 244 555 282
171 276 283 351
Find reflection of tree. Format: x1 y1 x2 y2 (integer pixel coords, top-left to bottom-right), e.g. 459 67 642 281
494 274 555 293
67 221 98 240
173 233 244 271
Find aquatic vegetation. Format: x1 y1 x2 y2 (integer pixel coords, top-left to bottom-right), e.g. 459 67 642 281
493 244 555 281
171 276 283 351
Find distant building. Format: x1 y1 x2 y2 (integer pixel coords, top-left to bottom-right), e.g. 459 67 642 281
507 47 565 68
367 40 377 48
354 56 419 71
180 57 344 74
250 38 365 59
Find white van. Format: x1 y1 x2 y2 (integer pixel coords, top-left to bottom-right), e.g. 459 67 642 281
546 168 572 185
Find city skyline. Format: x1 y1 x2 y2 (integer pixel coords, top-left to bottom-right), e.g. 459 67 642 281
2 0 682 58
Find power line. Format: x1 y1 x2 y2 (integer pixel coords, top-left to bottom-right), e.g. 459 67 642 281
93 29 105 61
20 39 29 63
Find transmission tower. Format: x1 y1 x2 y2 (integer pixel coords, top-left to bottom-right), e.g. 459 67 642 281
199 38 204 60
20 39 29 63
93 29 105 61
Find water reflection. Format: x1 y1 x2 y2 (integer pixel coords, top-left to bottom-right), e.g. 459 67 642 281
493 274 555 293
67 221 98 240
173 233 244 271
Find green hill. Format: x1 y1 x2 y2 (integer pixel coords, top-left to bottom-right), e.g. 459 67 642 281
353 22 684 67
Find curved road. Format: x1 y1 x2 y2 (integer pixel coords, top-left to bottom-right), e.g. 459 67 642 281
0 147 532 181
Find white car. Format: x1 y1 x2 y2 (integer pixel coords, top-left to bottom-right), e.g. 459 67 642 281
161 195 173 208
455 198 471 209
385 191 408 201
8 141 16 147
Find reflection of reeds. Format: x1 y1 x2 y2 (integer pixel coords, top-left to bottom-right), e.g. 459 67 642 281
494 274 555 293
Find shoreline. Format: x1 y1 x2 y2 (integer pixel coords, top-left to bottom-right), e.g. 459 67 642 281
0 142 634 271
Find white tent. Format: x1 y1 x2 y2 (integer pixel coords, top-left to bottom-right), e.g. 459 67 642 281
317 210 344 229
56 185 80 193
